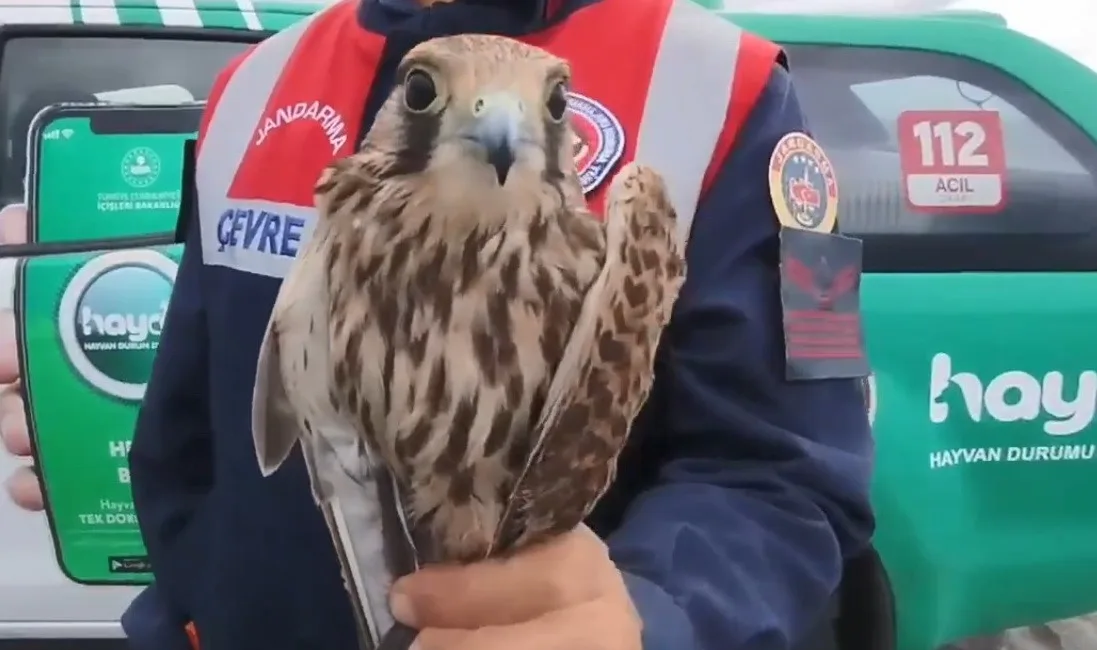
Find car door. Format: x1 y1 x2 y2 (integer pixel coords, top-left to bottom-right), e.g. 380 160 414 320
731 11 1097 650
0 19 279 644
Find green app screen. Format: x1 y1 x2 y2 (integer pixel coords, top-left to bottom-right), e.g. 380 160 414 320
34 115 195 243
20 108 195 583
18 245 182 585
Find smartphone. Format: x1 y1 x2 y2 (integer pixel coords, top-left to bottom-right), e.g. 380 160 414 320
26 102 202 245
15 102 197 585
15 244 181 585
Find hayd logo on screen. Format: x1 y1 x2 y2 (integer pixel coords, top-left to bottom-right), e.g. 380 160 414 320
927 352 1096 469
59 250 177 402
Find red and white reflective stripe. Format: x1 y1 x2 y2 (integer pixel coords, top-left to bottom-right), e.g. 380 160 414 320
199 0 749 254
197 8 322 208
196 5 329 277
634 0 742 246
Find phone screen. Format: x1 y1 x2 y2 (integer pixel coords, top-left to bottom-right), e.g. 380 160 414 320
17 104 197 585
29 104 201 244
16 244 181 585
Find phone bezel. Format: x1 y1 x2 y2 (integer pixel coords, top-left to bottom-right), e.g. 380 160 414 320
17 102 200 587
25 102 203 250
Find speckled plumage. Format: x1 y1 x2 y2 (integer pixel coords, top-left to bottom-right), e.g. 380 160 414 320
251 33 685 649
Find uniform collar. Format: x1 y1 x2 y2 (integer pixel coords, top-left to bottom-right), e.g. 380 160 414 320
369 0 563 22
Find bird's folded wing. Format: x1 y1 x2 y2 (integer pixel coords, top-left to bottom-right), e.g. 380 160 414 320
492 210 622 550
493 164 684 551
521 179 642 467
251 228 402 649
529 246 619 455
251 317 301 477
251 227 331 476
253 322 412 648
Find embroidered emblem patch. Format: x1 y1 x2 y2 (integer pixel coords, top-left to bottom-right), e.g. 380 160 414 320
768 132 839 233
566 92 624 195
778 227 868 380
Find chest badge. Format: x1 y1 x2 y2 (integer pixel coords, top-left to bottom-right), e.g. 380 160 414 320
566 92 624 195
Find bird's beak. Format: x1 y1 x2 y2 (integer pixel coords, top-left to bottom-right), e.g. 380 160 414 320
471 92 523 185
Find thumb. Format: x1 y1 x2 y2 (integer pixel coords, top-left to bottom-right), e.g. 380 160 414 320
0 203 27 246
0 309 20 384
391 531 604 629
391 556 541 629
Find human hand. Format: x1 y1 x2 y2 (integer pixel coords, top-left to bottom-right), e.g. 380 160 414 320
0 202 39 512
390 526 641 650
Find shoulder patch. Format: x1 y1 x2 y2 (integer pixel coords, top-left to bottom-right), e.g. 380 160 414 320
768 131 838 233
567 92 624 195
778 227 867 380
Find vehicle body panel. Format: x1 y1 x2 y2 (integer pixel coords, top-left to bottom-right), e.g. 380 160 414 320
729 11 1097 649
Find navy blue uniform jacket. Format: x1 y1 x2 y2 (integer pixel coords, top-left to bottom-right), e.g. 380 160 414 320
128 0 875 648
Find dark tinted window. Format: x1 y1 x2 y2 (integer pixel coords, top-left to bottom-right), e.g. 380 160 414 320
0 36 252 204
787 46 1097 272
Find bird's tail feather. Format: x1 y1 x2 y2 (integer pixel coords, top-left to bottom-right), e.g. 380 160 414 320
374 464 421 650
304 433 420 650
323 500 380 649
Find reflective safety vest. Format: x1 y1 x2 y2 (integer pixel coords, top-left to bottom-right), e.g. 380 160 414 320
197 0 783 280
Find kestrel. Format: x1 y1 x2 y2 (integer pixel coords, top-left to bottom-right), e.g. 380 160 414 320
251 34 686 650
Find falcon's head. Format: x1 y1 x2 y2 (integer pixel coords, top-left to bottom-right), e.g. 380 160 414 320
362 35 579 201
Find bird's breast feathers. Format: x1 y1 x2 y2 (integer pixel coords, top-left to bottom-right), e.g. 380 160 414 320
317 193 606 561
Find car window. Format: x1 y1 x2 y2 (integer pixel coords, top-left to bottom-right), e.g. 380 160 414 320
787 45 1097 272
0 36 252 205
850 76 1084 175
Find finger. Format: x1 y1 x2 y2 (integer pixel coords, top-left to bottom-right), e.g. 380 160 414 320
0 203 27 246
0 389 29 456
5 466 43 511
392 533 609 629
415 601 621 650
0 310 19 384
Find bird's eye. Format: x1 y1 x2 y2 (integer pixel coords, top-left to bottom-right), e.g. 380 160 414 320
404 69 437 113
545 81 568 123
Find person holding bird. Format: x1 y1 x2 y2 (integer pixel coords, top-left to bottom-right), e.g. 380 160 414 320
117 0 876 649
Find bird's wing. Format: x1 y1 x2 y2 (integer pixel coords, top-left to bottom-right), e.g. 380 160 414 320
251 319 295 474
493 162 686 552
250 221 395 650
250 223 332 477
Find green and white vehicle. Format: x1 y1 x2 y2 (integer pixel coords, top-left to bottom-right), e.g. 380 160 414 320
0 2 1094 649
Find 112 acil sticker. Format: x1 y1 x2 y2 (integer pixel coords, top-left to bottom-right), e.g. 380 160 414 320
897 110 1007 213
